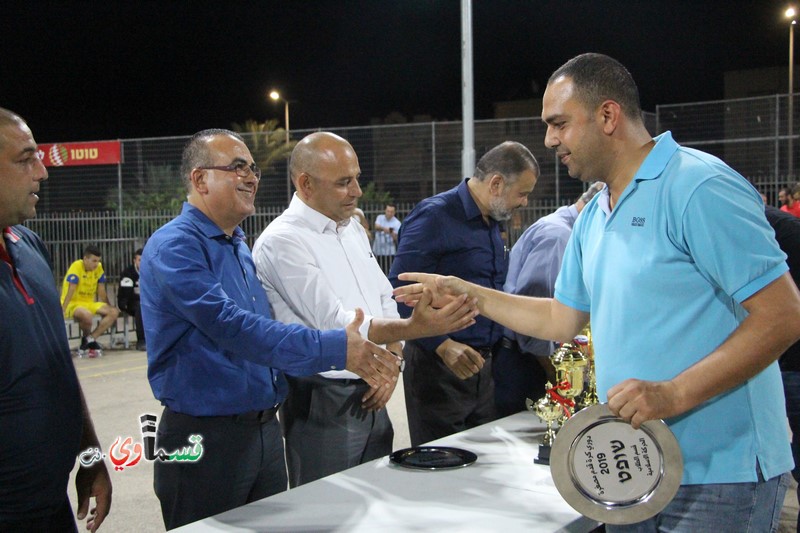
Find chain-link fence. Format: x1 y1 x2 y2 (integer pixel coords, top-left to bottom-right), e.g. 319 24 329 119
657 93 798 204
37 117 594 215
27 93 798 284
27 199 565 288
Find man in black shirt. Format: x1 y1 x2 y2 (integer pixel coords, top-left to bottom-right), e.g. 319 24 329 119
118 248 145 350
765 205 800 531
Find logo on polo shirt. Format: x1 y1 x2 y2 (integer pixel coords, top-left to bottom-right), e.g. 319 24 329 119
631 217 646 227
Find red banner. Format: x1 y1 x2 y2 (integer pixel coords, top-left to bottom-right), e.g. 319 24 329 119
38 141 122 167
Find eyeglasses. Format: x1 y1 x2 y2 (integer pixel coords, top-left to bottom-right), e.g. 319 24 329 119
198 161 261 180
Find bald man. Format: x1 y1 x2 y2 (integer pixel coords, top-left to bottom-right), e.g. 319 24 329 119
141 129 403 528
253 132 476 486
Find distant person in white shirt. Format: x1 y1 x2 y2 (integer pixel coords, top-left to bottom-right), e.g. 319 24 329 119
252 131 477 487
373 204 401 253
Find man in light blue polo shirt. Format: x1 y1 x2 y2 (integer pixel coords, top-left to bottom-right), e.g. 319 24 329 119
395 53 800 532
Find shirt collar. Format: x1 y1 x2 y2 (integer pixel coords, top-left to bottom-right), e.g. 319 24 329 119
457 178 484 221
3 227 21 244
633 131 679 183
286 193 351 235
565 204 579 220
181 202 246 241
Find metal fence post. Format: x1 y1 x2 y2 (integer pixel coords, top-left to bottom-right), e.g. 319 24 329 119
431 122 437 196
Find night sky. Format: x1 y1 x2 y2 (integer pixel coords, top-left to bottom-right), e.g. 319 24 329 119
1 0 793 143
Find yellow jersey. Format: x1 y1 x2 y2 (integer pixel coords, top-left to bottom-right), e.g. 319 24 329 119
60 259 106 304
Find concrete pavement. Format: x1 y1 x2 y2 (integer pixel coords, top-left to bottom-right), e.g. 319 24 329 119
67 348 411 532
68 348 799 532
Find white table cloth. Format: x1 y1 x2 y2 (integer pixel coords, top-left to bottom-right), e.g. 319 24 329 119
175 411 599 532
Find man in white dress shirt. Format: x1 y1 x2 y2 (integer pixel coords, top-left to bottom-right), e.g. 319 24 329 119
372 204 401 255
372 204 401 273
253 132 477 487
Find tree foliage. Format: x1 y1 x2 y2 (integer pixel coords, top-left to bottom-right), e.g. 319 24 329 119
232 119 296 172
105 163 184 212
360 182 393 204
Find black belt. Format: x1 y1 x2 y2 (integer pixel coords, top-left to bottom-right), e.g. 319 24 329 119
308 375 367 387
231 405 279 424
500 337 517 351
324 377 367 386
328 378 367 386
471 345 494 359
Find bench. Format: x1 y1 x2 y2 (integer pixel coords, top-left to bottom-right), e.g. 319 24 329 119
64 314 131 349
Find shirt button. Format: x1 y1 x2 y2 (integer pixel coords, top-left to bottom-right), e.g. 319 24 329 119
330 365 337 370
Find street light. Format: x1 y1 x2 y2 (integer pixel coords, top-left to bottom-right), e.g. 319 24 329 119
787 6 797 179
269 90 290 144
270 90 292 203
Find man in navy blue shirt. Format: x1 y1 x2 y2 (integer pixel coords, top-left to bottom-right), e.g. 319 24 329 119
0 107 112 532
389 141 538 445
140 129 400 529
766 205 800 531
495 182 603 417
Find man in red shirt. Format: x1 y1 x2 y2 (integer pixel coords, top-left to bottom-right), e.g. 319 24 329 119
779 185 800 217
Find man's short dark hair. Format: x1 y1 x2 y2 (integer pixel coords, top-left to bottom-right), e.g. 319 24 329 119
180 129 245 191
0 107 26 151
83 245 102 258
474 141 539 185
134 248 144 257
549 53 643 121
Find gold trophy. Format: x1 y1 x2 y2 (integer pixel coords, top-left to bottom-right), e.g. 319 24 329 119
530 336 588 465
528 387 563 465
574 327 598 410
551 340 587 420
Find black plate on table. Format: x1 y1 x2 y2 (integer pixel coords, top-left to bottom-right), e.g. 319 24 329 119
389 446 477 470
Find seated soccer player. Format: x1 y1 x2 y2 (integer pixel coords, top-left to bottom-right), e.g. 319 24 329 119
61 244 119 357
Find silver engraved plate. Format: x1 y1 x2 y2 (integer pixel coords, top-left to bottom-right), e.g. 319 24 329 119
550 403 683 525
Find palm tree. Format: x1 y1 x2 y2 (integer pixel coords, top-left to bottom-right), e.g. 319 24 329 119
232 119 295 172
